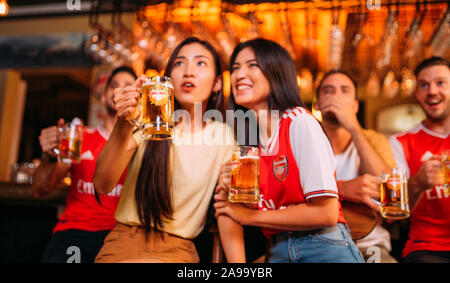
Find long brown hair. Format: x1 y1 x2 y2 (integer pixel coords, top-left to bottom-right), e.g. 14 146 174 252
228 38 304 146
135 37 223 233
229 38 304 112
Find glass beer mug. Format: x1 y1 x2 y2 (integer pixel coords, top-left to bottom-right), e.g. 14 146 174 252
53 118 84 164
441 150 450 194
129 76 174 140
229 146 260 203
380 168 410 220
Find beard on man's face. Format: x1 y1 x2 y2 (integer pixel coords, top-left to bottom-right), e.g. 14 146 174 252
425 110 449 123
322 111 340 125
421 100 450 123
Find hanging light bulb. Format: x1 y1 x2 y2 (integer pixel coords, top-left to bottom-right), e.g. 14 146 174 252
298 69 314 102
366 71 381 98
400 68 416 98
382 71 400 99
0 0 9 16
84 33 101 58
138 37 149 49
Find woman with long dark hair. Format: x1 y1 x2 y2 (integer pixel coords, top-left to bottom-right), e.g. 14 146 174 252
214 38 364 263
93 37 234 263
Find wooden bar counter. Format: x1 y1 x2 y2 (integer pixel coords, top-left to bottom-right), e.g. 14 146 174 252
0 181 67 206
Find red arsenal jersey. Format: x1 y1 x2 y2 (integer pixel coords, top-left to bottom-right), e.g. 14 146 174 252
257 107 346 238
390 123 450 257
53 126 126 233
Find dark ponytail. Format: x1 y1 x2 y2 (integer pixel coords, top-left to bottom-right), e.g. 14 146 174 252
135 140 173 233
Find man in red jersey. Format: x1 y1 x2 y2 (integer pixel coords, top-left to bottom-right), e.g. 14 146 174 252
32 66 136 263
389 57 450 263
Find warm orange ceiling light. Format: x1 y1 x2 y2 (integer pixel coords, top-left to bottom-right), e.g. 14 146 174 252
0 0 9 16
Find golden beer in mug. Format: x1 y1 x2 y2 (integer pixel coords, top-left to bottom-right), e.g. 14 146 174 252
130 76 174 140
229 146 260 203
442 150 450 194
380 168 410 220
54 118 84 164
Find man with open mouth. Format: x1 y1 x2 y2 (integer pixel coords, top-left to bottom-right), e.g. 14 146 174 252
389 56 450 263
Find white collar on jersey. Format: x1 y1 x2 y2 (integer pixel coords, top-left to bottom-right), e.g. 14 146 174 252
418 122 449 139
259 121 280 154
96 125 110 140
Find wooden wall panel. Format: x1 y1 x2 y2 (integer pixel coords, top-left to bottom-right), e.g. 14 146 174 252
0 70 27 181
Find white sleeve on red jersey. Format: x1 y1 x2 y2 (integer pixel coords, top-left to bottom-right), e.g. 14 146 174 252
289 113 338 200
388 134 411 178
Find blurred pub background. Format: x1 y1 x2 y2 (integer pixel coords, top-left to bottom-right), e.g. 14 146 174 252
0 0 448 262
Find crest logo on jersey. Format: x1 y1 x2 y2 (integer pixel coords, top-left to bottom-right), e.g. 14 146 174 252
273 155 288 182
80 150 94 160
421 151 433 162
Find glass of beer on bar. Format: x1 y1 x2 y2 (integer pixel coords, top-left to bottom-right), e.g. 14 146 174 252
53 117 84 164
380 168 410 220
441 150 450 194
229 146 260 203
129 76 174 140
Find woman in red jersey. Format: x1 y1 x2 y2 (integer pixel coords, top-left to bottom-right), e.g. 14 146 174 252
214 38 364 263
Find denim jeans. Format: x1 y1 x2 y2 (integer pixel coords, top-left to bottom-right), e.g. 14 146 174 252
268 223 365 263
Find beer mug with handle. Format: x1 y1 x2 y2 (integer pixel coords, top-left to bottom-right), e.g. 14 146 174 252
441 150 450 194
229 146 260 203
380 168 410 220
52 117 84 164
128 76 174 140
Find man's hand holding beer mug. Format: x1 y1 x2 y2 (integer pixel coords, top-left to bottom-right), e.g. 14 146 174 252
339 174 382 211
376 155 447 220
39 118 66 156
413 156 445 189
34 117 83 198
40 117 84 164
408 154 446 210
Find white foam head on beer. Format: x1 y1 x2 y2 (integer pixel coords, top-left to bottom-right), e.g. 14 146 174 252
142 81 155 87
240 155 260 160
142 81 173 90
72 117 83 125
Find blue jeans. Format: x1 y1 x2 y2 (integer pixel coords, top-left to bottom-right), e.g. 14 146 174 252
268 223 365 263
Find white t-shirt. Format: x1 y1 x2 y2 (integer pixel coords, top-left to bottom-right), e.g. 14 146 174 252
114 121 234 239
